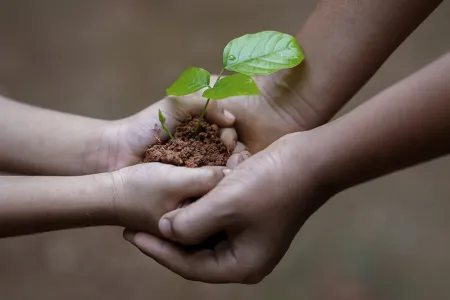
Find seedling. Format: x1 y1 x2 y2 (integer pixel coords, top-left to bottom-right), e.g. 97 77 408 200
164 30 305 134
158 109 174 140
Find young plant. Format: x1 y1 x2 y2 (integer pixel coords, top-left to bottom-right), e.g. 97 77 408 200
158 109 174 140
164 30 305 133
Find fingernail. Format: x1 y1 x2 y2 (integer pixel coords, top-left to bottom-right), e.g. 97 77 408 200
123 230 135 243
159 218 173 239
224 109 235 122
223 168 232 176
228 140 236 153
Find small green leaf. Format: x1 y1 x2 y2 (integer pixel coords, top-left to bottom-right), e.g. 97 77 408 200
202 74 259 100
223 31 304 76
158 109 166 125
166 67 211 96
158 109 174 140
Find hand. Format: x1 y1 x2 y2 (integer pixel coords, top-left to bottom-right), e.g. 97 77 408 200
108 163 226 235
100 95 245 172
196 74 322 152
100 73 321 172
123 133 334 283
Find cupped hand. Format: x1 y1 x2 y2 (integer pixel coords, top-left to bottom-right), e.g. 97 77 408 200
101 72 320 172
101 95 248 172
108 163 226 235
196 74 321 153
123 132 334 283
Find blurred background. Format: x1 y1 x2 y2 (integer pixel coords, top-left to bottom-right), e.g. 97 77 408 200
0 1 450 299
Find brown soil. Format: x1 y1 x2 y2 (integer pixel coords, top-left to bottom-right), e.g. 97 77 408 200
143 117 230 168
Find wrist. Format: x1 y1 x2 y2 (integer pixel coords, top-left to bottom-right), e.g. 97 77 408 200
263 67 337 132
81 120 120 174
95 171 124 227
297 125 357 196
278 131 344 199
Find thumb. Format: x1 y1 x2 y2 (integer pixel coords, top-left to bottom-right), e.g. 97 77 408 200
204 100 236 128
159 192 230 245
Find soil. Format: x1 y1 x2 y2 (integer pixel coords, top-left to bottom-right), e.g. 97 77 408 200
143 117 230 167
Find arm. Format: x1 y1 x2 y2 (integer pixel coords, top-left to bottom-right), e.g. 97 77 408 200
0 174 114 237
0 96 110 175
269 0 443 127
123 52 450 284
213 0 443 152
0 163 224 238
307 52 450 192
0 96 236 175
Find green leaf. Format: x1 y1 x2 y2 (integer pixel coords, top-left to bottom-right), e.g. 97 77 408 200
166 67 211 96
202 74 259 100
158 109 166 125
158 109 174 140
223 31 304 76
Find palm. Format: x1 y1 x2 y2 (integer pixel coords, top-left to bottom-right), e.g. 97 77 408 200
105 93 239 171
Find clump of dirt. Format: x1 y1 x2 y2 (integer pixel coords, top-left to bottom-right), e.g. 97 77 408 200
143 117 230 168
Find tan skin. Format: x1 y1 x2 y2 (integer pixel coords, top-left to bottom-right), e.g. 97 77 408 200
128 52 450 284
0 95 241 175
0 95 247 237
0 0 444 282
0 163 228 238
124 0 446 284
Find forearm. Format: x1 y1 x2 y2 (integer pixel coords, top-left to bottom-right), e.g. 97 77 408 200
0 174 115 238
306 52 450 192
0 96 111 175
269 0 442 127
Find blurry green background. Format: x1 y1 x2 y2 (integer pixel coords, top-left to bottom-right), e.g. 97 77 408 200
1 1 450 299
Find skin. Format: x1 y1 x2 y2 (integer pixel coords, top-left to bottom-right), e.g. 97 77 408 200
0 95 242 175
126 52 450 284
0 164 226 238
198 0 443 152
124 0 445 284
0 0 444 283
0 95 245 237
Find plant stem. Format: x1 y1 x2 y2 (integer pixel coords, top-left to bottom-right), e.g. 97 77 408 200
195 98 210 131
163 125 174 140
215 68 225 82
195 68 225 132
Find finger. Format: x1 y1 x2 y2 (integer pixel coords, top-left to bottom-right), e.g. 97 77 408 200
159 187 232 245
170 166 226 198
226 150 251 169
233 141 247 154
125 231 239 283
157 94 234 128
220 128 237 153
204 100 236 128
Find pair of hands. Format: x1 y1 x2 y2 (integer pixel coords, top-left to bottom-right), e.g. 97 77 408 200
102 75 326 283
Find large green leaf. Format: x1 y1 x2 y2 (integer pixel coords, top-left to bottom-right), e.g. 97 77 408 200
166 67 211 96
202 74 260 100
223 31 304 76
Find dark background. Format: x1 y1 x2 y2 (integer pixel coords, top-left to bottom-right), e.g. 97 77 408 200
1 1 450 299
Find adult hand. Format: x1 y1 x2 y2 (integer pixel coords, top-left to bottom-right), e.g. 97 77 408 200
197 74 321 153
124 132 334 283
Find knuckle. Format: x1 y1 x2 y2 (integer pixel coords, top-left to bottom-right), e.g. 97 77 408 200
171 213 195 243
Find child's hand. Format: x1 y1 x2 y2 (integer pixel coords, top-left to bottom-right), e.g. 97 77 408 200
100 95 248 172
108 163 225 235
